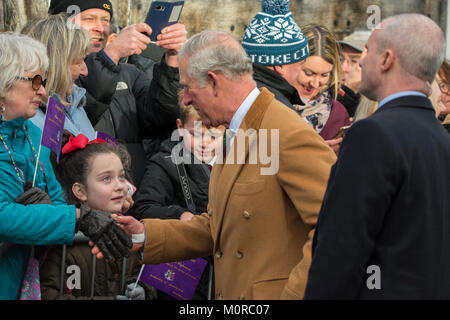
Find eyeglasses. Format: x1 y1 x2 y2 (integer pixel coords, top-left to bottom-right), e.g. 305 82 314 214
438 81 450 94
15 74 47 91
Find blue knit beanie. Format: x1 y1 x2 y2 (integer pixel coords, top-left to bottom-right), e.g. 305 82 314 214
242 0 309 66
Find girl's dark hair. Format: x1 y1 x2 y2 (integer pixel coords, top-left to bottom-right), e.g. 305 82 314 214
54 131 131 205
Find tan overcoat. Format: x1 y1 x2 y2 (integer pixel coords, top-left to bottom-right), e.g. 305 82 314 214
142 88 336 299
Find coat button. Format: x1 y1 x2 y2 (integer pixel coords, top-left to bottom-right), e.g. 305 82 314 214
215 251 223 259
236 251 243 259
242 210 250 219
208 209 212 216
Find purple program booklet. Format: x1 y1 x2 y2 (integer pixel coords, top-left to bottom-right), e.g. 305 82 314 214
140 258 208 300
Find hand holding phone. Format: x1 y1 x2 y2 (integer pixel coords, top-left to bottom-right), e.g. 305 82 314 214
334 125 351 139
144 1 185 42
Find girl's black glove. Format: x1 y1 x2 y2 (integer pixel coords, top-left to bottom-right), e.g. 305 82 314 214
77 204 132 261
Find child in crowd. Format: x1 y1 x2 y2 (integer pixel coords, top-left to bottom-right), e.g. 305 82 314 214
39 133 152 300
131 95 222 299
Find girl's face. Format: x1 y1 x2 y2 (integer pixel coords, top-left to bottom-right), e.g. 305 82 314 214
75 152 128 213
294 55 333 100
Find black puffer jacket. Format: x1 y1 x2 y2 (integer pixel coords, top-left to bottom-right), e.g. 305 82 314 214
252 63 304 110
131 138 213 300
77 50 180 187
40 243 153 300
131 139 210 220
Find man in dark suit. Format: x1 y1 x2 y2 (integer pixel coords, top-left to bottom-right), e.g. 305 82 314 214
304 14 450 299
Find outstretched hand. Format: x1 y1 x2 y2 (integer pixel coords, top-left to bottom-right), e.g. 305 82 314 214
104 23 153 64
90 214 145 258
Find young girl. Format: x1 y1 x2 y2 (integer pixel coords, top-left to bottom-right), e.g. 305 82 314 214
39 133 151 300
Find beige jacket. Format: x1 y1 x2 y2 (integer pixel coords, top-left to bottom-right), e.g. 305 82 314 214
142 88 336 299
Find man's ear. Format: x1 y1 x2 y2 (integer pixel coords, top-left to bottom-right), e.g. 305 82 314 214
176 118 185 137
272 65 284 76
207 71 221 96
72 183 88 203
380 49 395 72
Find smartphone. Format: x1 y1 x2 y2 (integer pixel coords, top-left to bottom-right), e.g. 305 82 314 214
334 125 352 139
144 1 185 42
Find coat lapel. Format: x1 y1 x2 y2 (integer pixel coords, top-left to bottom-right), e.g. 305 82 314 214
210 88 273 244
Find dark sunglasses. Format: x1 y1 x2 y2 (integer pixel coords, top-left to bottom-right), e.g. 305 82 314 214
15 74 47 91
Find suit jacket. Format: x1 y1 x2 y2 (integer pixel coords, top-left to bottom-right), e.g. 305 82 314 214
141 87 336 299
304 95 450 299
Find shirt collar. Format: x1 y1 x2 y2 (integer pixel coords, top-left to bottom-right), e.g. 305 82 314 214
229 87 261 135
378 91 427 109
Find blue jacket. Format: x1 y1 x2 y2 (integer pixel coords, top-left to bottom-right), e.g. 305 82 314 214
0 118 76 300
30 85 97 141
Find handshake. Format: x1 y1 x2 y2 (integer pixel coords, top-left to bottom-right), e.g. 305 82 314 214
90 214 146 260
15 185 140 261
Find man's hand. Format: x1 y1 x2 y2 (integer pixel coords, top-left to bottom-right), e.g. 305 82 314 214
156 23 188 67
326 137 344 155
104 23 152 64
180 211 194 221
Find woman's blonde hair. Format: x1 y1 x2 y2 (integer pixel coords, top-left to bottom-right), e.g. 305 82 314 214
300 23 343 100
21 14 91 103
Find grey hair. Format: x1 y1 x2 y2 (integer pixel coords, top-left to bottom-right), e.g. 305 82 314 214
376 14 445 83
179 30 253 87
0 32 49 96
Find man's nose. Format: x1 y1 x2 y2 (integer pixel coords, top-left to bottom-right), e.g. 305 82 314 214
342 60 351 73
92 21 105 34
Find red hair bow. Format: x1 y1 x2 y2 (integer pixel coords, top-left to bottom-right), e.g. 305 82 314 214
62 134 107 155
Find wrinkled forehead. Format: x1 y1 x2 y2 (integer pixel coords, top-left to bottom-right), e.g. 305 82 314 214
80 8 111 19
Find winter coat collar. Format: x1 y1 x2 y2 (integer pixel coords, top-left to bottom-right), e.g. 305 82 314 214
0 117 26 136
252 63 303 105
38 84 86 114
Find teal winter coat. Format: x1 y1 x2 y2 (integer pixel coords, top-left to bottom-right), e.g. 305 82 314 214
0 117 76 300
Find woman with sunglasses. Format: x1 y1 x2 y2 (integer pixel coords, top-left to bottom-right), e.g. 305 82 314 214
22 14 96 141
0 33 132 300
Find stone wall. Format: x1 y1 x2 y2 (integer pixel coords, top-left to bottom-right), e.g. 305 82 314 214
0 0 447 41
